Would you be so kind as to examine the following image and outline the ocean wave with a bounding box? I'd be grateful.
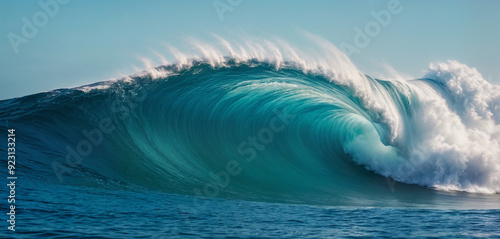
[1,35,499,203]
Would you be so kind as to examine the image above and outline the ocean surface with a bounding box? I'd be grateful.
[1,38,500,237]
[6,180,500,238]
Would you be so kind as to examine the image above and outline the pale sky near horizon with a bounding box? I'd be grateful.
[1,0,499,100]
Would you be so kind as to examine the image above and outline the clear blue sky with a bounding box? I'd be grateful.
[1,0,499,99]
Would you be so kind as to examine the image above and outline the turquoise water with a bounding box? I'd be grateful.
[1,59,500,238]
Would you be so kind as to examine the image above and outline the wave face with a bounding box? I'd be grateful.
[1,38,500,206]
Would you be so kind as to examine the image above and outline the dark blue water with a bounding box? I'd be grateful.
[2,179,498,238]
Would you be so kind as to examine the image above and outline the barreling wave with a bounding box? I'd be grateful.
[1,35,499,205]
